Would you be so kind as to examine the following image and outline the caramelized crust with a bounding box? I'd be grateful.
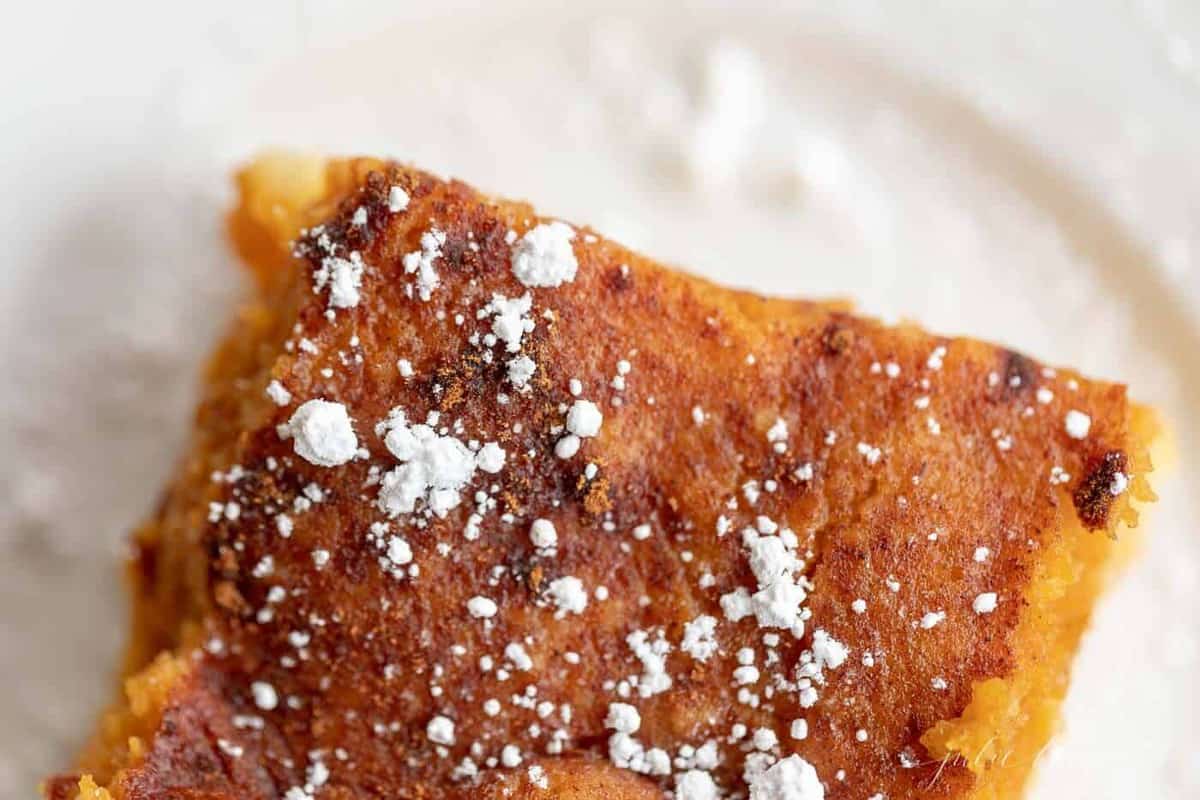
[47,156,1154,800]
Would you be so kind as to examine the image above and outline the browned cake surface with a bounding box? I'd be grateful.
[47,157,1154,800]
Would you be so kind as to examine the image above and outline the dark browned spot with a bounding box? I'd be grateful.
[355,170,395,244]
[134,533,160,588]
[213,544,239,579]
[431,353,489,413]
[996,350,1037,399]
[438,216,501,279]
[307,167,430,260]
[820,319,855,355]
[41,774,82,800]
[1073,450,1128,530]
[604,262,633,293]
[504,552,543,595]
[439,230,474,270]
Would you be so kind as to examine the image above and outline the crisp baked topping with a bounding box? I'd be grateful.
[148,162,1144,800]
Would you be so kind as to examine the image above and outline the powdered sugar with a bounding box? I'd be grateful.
[312,252,366,310]
[375,409,482,517]
[251,681,278,711]
[1065,409,1092,439]
[920,611,946,629]
[426,715,456,745]
[467,596,499,619]
[810,629,848,670]
[973,592,999,614]
[626,629,672,697]
[747,754,824,800]
[386,535,413,566]
[483,293,534,352]
[476,442,507,473]
[565,400,603,438]
[675,769,720,800]
[507,355,537,389]
[280,400,358,467]
[604,702,641,734]
[681,615,719,661]
[553,435,581,459]
[722,526,810,634]
[530,518,558,549]
[326,254,365,309]
[545,575,588,616]
[511,222,578,288]
[388,186,410,212]
[403,227,447,301]
[266,380,292,407]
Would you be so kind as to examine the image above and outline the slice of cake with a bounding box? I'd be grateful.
[45,156,1156,800]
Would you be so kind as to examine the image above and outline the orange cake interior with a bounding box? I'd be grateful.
[45,155,1157,800]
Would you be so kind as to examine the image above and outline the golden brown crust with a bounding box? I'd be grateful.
[53,157,1153,800]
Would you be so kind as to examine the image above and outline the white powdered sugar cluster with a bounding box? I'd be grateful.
[545,575,588,617]
[605,701,671,777]
[794,628,849,708]
[364,522,415,580]
[312,252,365,310]
[565,399,603,437]
[374,409,502,518]
[747,754,824,800]
[301,224,370,312]
[681,615,719,662]
[556,398,604,459]
[266,380,292,407]
[426,715,456,746]
[481,293,535,352]
[675,769,720,800]
[626,629,673,697]
[280,400,359,467]
[721,523,811,636]
[507,355,537,389]
[511,221,578,287]
[1064,409,1091,439]
[387,185,410,212]
[529,518,558,550]
[403,227,448,301]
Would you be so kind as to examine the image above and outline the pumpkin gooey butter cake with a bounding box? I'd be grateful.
[45,155,1158,800]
